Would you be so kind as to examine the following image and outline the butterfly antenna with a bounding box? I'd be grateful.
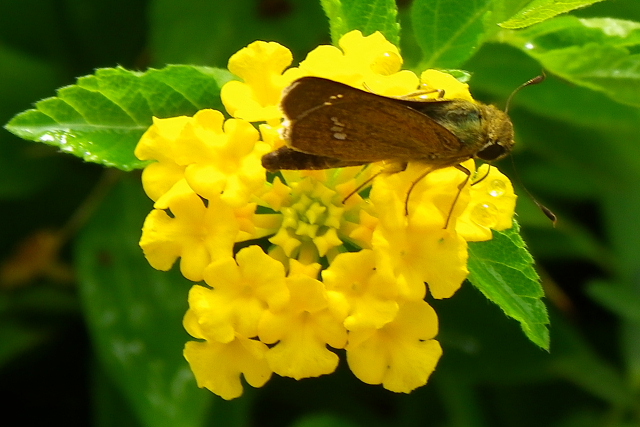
[505,71,546,114]
[510,155,557,226]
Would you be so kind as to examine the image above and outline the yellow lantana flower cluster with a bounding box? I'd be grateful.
[135,30,517,400]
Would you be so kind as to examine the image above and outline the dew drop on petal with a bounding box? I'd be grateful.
[371,51,402,76]
[487,179,506,198]
[471,202,498,228]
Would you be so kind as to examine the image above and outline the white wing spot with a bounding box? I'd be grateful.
[329,116,347,140]
[330,117,346,128]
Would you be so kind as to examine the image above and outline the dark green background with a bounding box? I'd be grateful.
[1,0,639,426]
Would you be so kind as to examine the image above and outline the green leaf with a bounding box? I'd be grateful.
[320,0,400,46]
[75,174,212,427]
[411,0,494,68]
[500,16,640,107]
[5,65,234,171]
[465,43,640,133]
[467,220,550,349]
[499,0,607,29]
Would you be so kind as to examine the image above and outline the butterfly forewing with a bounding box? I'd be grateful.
[281,77,464,163]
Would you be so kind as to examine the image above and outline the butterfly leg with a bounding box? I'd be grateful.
[442,164,472,229]
[405,164,471,227]
[342,162,407,204]
[471,164,492,186]
[404,165,435,216]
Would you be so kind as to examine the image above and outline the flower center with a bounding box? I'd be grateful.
[269,177,346,258]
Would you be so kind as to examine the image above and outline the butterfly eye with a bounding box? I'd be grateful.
[476,142,507,161]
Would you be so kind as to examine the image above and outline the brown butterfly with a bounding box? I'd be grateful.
[262,76,545,224]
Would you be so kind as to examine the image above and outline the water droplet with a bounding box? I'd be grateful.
[471,203,498,228]
[370,51,402,75]
[488,180,506,197]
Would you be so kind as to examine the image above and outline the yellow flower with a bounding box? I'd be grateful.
[370,162,473,300]
[323,250,399,331]
[346,300,442,393]
[260,167,376,262]
[259,260,348,379]
[220,30,422,124]
[192,245,290,342]
[221,41,294,122]
[420,69,474,102]
[139,180,240,282]
[136,29,518,399]
[134,115,193,204]
[287,30,420,96]
[182,245,289,399]
[135,109,271,208]
[183,334,272,401]
[456,164,517,241]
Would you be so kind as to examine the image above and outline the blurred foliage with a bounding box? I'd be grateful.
[2,0,640,426]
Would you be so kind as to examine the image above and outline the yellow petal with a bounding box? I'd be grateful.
[420,69,473,101]
[457,164,517,241]
[184,337,271,400]
[222,41,294,121]
[346,300,442,393]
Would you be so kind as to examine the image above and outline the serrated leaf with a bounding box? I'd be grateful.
[75,174,212,427]
[501,16,640,108]
[320,0,400,46]
[5,65,234,171]
[499,0,607,29]
[467,220,550,350]
[411,0,494,68]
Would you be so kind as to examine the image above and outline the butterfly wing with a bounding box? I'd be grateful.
[281,77,465,164]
